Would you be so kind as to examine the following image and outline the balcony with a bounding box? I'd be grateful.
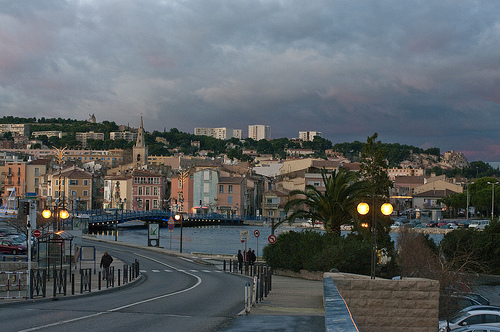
[264,203,279,209]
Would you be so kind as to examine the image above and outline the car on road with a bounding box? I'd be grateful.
[0,238,27,255]
[439,310,500,331]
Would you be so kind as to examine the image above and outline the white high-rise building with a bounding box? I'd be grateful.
[194,127,242,140]
[299,131,322,142]
[248,125,270,141]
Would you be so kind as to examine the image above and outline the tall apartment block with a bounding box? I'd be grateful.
[0,124,30,137]
[194,127,242,140]
[248,125,270,141]
[110,131,138,142]
[299,131,322,141]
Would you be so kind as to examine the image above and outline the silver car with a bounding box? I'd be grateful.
[439,310,500,331]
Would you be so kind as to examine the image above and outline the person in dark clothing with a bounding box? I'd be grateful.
[100,251,113,280]
[251,250,257,265]
[237,250,243,271]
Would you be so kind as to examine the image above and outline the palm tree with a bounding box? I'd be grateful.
[278,168,369,234]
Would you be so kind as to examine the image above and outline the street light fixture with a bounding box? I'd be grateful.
[42,207,70,231]
[357,201,393,279]
[487,181,499,221]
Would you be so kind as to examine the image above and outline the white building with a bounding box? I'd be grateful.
[110,131,138,142]
[194,127,242,140]
[0,124,30,137]
[248,125,270,141]
[299,131,322,141]
[32,131,63,139]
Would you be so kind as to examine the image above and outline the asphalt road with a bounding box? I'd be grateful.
[0,240,250,332]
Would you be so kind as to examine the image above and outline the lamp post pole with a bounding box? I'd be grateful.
[487,181,499,221]
[357,201,393,279]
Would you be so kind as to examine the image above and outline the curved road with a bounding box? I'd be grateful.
[0,240,250,332]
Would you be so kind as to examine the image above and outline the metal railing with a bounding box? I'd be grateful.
[222,260,272,310]
[24,260,140,299]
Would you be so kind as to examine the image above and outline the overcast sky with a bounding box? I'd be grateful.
[1,1,500,161]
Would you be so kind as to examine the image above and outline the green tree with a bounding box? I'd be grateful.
[279,168,369,234]
[359,133,393,197]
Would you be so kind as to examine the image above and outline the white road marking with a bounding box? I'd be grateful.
[19,252,203,331]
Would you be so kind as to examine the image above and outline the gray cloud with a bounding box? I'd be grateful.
[1,0,500,160]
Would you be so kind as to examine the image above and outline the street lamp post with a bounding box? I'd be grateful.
[175,213,183,253]
[487,181,499,221]
[357,200,393,279]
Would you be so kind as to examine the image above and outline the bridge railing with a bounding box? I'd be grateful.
[86,209,267,225]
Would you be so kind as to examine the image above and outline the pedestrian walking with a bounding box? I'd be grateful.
[237,250,243,271]
[100,251,113,280]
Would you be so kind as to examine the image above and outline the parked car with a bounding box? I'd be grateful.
[458,306,500,315]
[469,220,490,230]
[0,239,27,255]
[452,324,500,332]
[439,310,500,331]
[426,221,438,228]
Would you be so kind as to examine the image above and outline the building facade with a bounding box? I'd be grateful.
[299,131,322,141]
[248,125,270,141]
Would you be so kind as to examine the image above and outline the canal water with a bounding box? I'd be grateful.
[90,225,444,257]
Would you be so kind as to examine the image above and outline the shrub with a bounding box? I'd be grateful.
[263,230,371,274]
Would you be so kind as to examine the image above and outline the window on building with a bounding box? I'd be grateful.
[219,185,224,193]
[203,183,210,193]
[34,168,40,176]
[55,190,59,197]
[269,210,274,217]
[146,187,150,195]
[70,180,78,185]
[71,190,77,196]
[83,190,88,197]
[228,196,232,204]
[153,200,158,208]
[55,179,59,186]
[83,180,88,186]
[153,187,158,195]
[228,185,233,194]
[138,187,143,195]
[34,178,39,186]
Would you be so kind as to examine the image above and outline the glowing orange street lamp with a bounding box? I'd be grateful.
[357,201,393,279]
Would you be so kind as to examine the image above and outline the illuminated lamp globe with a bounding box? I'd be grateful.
[59,209,70,219]
[42,209,52,219]
[357,202,369,215]
[174,214,181,221]
[381,203,393,216]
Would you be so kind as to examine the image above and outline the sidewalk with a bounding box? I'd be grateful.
[220,275,325,332]
[0,250,135,303]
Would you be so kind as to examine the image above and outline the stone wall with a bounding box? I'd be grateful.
[325,272,439,332]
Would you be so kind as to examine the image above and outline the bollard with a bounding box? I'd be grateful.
[71,273,75,295]
[98,271,101,290]
[223,260,227,271]
[118,269,121,286]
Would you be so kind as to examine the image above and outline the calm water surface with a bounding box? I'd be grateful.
[90,225,444,257]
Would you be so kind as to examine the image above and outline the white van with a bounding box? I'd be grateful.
[468,220,490,230]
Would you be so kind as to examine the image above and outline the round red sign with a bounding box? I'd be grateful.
[33,229,41,238]
[268,234,277,244]
[254,230,260,238]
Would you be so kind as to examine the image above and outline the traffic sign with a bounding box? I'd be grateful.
[168,217,174,225]
[268,234,277,244]
[168,223,174,230]
[240,230,249,241]
[33,229,41,238]
[254,230,260,238]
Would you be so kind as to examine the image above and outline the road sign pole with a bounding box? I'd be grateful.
[27,214,32,299]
